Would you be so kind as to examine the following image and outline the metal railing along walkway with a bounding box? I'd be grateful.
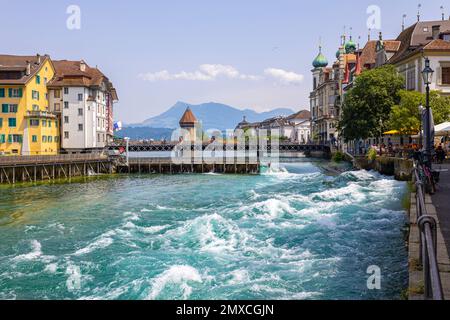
[413,161,444,300]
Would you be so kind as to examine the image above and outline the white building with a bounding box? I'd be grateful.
[286,111,311,144]
[48,60,118,153]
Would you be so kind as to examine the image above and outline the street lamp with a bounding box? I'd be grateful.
[421,57,434,166]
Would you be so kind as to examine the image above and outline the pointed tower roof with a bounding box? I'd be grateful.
[179,107,198,126]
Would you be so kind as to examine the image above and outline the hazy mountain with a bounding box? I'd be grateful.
[131,101,296,131]
[115,127,173,141]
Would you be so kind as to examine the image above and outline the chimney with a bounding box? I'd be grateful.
[36,54,41,64]
[379,32,383,41]
[26,61,31,76]
[80,60,86,72]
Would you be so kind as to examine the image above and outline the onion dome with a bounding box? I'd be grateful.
[312,46,328,68]
[345,37,357,54]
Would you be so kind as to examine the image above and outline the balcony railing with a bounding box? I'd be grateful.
[25,110,58,119]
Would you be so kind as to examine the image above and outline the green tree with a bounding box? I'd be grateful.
[339,65,404,141]
[388,90,450,134]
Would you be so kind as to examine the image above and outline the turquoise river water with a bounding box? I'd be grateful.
[0,161,408,300]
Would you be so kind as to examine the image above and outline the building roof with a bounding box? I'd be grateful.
[0,54,50,85]
[287,110,311,121]
[389,20,450,64]
[423,39,450,50]
[48,60,118,101]
[179,107,198,125]
[359,40,377,66]
[49,60,106,87]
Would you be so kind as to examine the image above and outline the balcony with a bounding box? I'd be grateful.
[25,110,58,119]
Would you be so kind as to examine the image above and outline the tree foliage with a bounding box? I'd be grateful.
[388,90,450,134]
[339,65,404,141]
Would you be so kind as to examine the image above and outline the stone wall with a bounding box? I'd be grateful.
[354,156,413,181]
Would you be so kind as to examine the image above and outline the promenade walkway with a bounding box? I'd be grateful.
[432,163,450,258]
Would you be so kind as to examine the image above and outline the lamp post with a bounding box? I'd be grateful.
[124,137,130,166]
[418,104,424,148]
[421,57,434,167]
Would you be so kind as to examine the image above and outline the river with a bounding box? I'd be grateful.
[0,161,408,300]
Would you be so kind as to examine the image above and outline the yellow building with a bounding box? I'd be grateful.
[0,54,59,155]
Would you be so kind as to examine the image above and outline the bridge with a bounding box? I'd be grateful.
[108,142,331,155]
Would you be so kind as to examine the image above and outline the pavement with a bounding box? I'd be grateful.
[432,163,450,258]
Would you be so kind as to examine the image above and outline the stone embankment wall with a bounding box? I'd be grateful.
[353,156,413,181]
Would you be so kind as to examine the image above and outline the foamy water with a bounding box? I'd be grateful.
[0,162,408,300]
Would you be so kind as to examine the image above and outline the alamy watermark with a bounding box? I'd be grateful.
[66,5,81,30]
[367,5,381,30]
[367,265,381,290]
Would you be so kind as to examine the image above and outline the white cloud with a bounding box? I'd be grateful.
[264,68,304,85]
[139,65,302,85]
[139,64,260,82]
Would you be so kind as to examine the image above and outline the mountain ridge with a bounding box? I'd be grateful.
[130,101,299,131]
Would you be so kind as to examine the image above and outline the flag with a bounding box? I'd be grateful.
[114,121,123,132]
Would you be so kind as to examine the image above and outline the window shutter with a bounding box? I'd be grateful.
[2,104,8,113]
[8,88,12,97]
[7,135,12,143]
[436,67,442,86]
[18,88,23,97]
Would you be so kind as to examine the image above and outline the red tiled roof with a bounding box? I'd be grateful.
[287,110,311,120]
[0,54,50,85]
[179,107,197,125]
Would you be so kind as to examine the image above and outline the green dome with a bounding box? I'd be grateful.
[345,38,357,54]
[336,50,341,59]
[312,48,328,68]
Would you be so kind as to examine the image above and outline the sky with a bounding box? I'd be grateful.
[1,0,448,123]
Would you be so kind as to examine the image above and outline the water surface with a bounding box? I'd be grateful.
[0,162,408,300]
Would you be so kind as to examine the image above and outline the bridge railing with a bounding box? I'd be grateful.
[0,154,108,166]
[413,161,444,300]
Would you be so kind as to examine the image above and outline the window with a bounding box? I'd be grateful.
[8,118,16,127]
[30,119,39,127]
[78,124,83,131]
[32,104,39,111]
[64,131,69,139]
[2,104,17,113]
[54,90,61,98]
[9,88,23,98]
[78,94,83,101]
[0,118,2,127]
[32,90,39,100]
[64,116,69,124]
[54,103,61,111]
[78,108,83,116]
[442,67,450,85]
[64,101,69,109]
[42,136,47,143]
[44,77,47,85]
[42,120,47,127]
[64,87,69,94]
[36,75,41,84]
[0,88,4,97]
[407,69,416,90]
[48,121,52,128]
[32,135,37,143]
[0,134,5,143]
[48,136,53,143]
[8,135,22,143]
[55,136,59,143]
